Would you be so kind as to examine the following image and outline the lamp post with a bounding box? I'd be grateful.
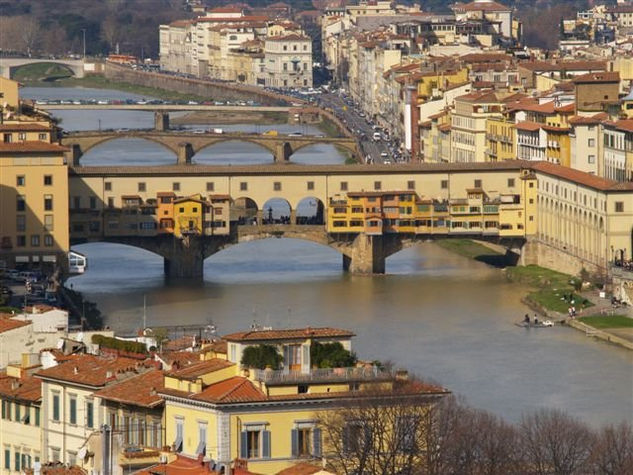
[81,28,86,59]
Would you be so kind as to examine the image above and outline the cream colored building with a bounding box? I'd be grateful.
[0,141,69,270]
[264,34,312,88]
[0,77,19,111]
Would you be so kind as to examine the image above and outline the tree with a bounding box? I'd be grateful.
[101,16,120,53]
[519,408,593,475]
[241,344,283,370]
[589,422,633,475]
[318,382,448,475]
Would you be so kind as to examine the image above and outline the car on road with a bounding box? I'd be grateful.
[288,132,303,137]
[373,132,381,142]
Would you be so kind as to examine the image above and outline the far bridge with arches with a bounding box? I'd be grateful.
[61,130,361,165]
[0,58,85,79]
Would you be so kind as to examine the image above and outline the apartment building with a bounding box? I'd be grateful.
[264,34,313,88]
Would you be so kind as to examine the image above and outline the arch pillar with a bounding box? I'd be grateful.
[274,142,292,163]
[162,235,205,280]
[177,142,194,165]
[66,144,83,166]
[155,112,170,131]
[344,234,386,274]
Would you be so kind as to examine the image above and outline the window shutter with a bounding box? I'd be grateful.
[312,428,322,457]
[262,430,271,458]
[291,428,298,457]
[240,431,248,459]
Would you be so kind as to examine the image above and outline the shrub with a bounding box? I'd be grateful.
[241,344,283,370]
[311,341,357,368]
[91,334,147,354]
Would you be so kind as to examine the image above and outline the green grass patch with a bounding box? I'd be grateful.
[505,265,573,288]
[12,62,74,82]
[436,239,508,267]
[317,116,344,138]
[528,289,593,314]
[578,315,633,329]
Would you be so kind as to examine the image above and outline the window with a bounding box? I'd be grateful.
[588,138,595,147]
[34,407,40,426]
[615,201,624,212]
[50,448,60,463]
[44,175,53,186]
[343,421,369,454]
[86,401,94,428]
[407,180,415,190]
[16,215,26,232]
[14,451,20,471]
[507,178,515,187]
[16,236,26,247]
[16,195,25,212]
[138,182,146,192]
[307,181,314,191]
[241,428,271,459]
[441,180,448,189]
[89,197,96,209]
[4,448,9,470]
[374,181,381,190]
[14,404,20,423]
[206,182,214,192]
[69,397,77,425]
[105,181,112,191]
[174,418,184,452]
[16,175,25,186]
[52,394,60,422]
[31,235,40,247]
[108,197,114,208]
[73,196,81,209]
[173,182,180,192]
[274,182,282,191]
[474,179,482,188]
[44,195,53,211]
[340,181,348,191]
[292,426,321,458]
[196,422,207,456]
[240,182,248,191]
[588,154,596,164]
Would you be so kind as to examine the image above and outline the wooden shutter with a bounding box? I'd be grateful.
[312,428,322,457]
[262,430,271,458]
[291,428,298,457]
[240,431,248,459]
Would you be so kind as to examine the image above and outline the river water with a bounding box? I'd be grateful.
[23,87,633,427]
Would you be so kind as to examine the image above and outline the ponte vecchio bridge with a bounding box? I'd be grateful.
[68,161,541,279]
[61,130,361,165]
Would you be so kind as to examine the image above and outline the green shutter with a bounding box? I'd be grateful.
[4,449,10,470]
[262,430,271,459]
[312,428,322,457]
[291,429,298,457]
[240,431,248,459]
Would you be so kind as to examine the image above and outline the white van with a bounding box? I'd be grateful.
[372,132,381,142]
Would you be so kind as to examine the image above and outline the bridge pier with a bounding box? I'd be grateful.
[344,234,386,274]
[66,144,83,166]
[155,112,170,131]
[162,235,205,280]
[274,142,291,163]
[177,142,194,165]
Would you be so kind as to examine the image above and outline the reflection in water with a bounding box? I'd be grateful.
[67,240,633,428]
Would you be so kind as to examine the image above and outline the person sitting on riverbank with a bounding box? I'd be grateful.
[524,314,530,324]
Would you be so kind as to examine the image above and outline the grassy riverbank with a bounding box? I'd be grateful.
[505,265,593,314]
[23,73,210,103]
[435,239,509,267]
[578,315,633,329]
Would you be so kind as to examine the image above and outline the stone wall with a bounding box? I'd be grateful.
[104,62,291,105]
[519,237,604,276]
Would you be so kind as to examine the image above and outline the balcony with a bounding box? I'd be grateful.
[251,365,391,385]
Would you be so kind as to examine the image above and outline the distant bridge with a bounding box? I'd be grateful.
[0,57,85,79]
[42,104,291,112]
[61,130,360,164]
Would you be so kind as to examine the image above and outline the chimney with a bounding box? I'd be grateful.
[106,370,113,379]
[73,366,79,375]
[150,386,157,396]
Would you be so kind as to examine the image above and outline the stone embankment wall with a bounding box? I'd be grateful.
[105,62,290,105]
[519,237,604,277]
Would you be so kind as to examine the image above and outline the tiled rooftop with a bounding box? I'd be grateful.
[94,369,164,408]
[0,317,30,334]
[0,372,41,402]
[0,141,67,154]
[223,327,355,342]
[36,355,145,387]
[166,358,234,380]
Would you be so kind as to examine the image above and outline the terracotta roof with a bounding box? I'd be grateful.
[0,141,67,154]
[515,101,556,114]
[569,113,607,125]
[456,1,511,12]
[0,123,51,131]
[515,121,542,132]
[36,355,145,387]
[159,351,203,368]
[519,60,606,72]
[209,7,243,13]
[94,369,164,408]
[133,455,223,475]
[460,53,511,63]
[530,161,633,191]
[277,462,324,475]
[195,15,269,23]
[0,318,30,333]
[25,464,87,475]
[223,327,355,342]
[165,358,234,380]
[438,123,452,132]
[612,119,633,133]
[0,372,41,403]
[572,72,620,84]
[192,376,265,403]
[266,34,310,41]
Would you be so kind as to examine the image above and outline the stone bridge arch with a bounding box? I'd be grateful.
[284,139,359,160]
[191,137,277,162]
[0,59,85,79]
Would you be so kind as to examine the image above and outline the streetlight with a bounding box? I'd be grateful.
[81,28,86,59]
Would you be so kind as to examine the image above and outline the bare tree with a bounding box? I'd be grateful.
[318,381,448,475]
[589,422,633,475]
[15,15,41,57]
[101,16,120,52]
[519,408,593,475]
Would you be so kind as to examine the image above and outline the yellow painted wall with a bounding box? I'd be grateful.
[0,77,19,109]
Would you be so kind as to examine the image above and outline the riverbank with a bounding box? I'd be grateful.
[435,239,510,267]
[171,110,288,125]
[22,74,209,103]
